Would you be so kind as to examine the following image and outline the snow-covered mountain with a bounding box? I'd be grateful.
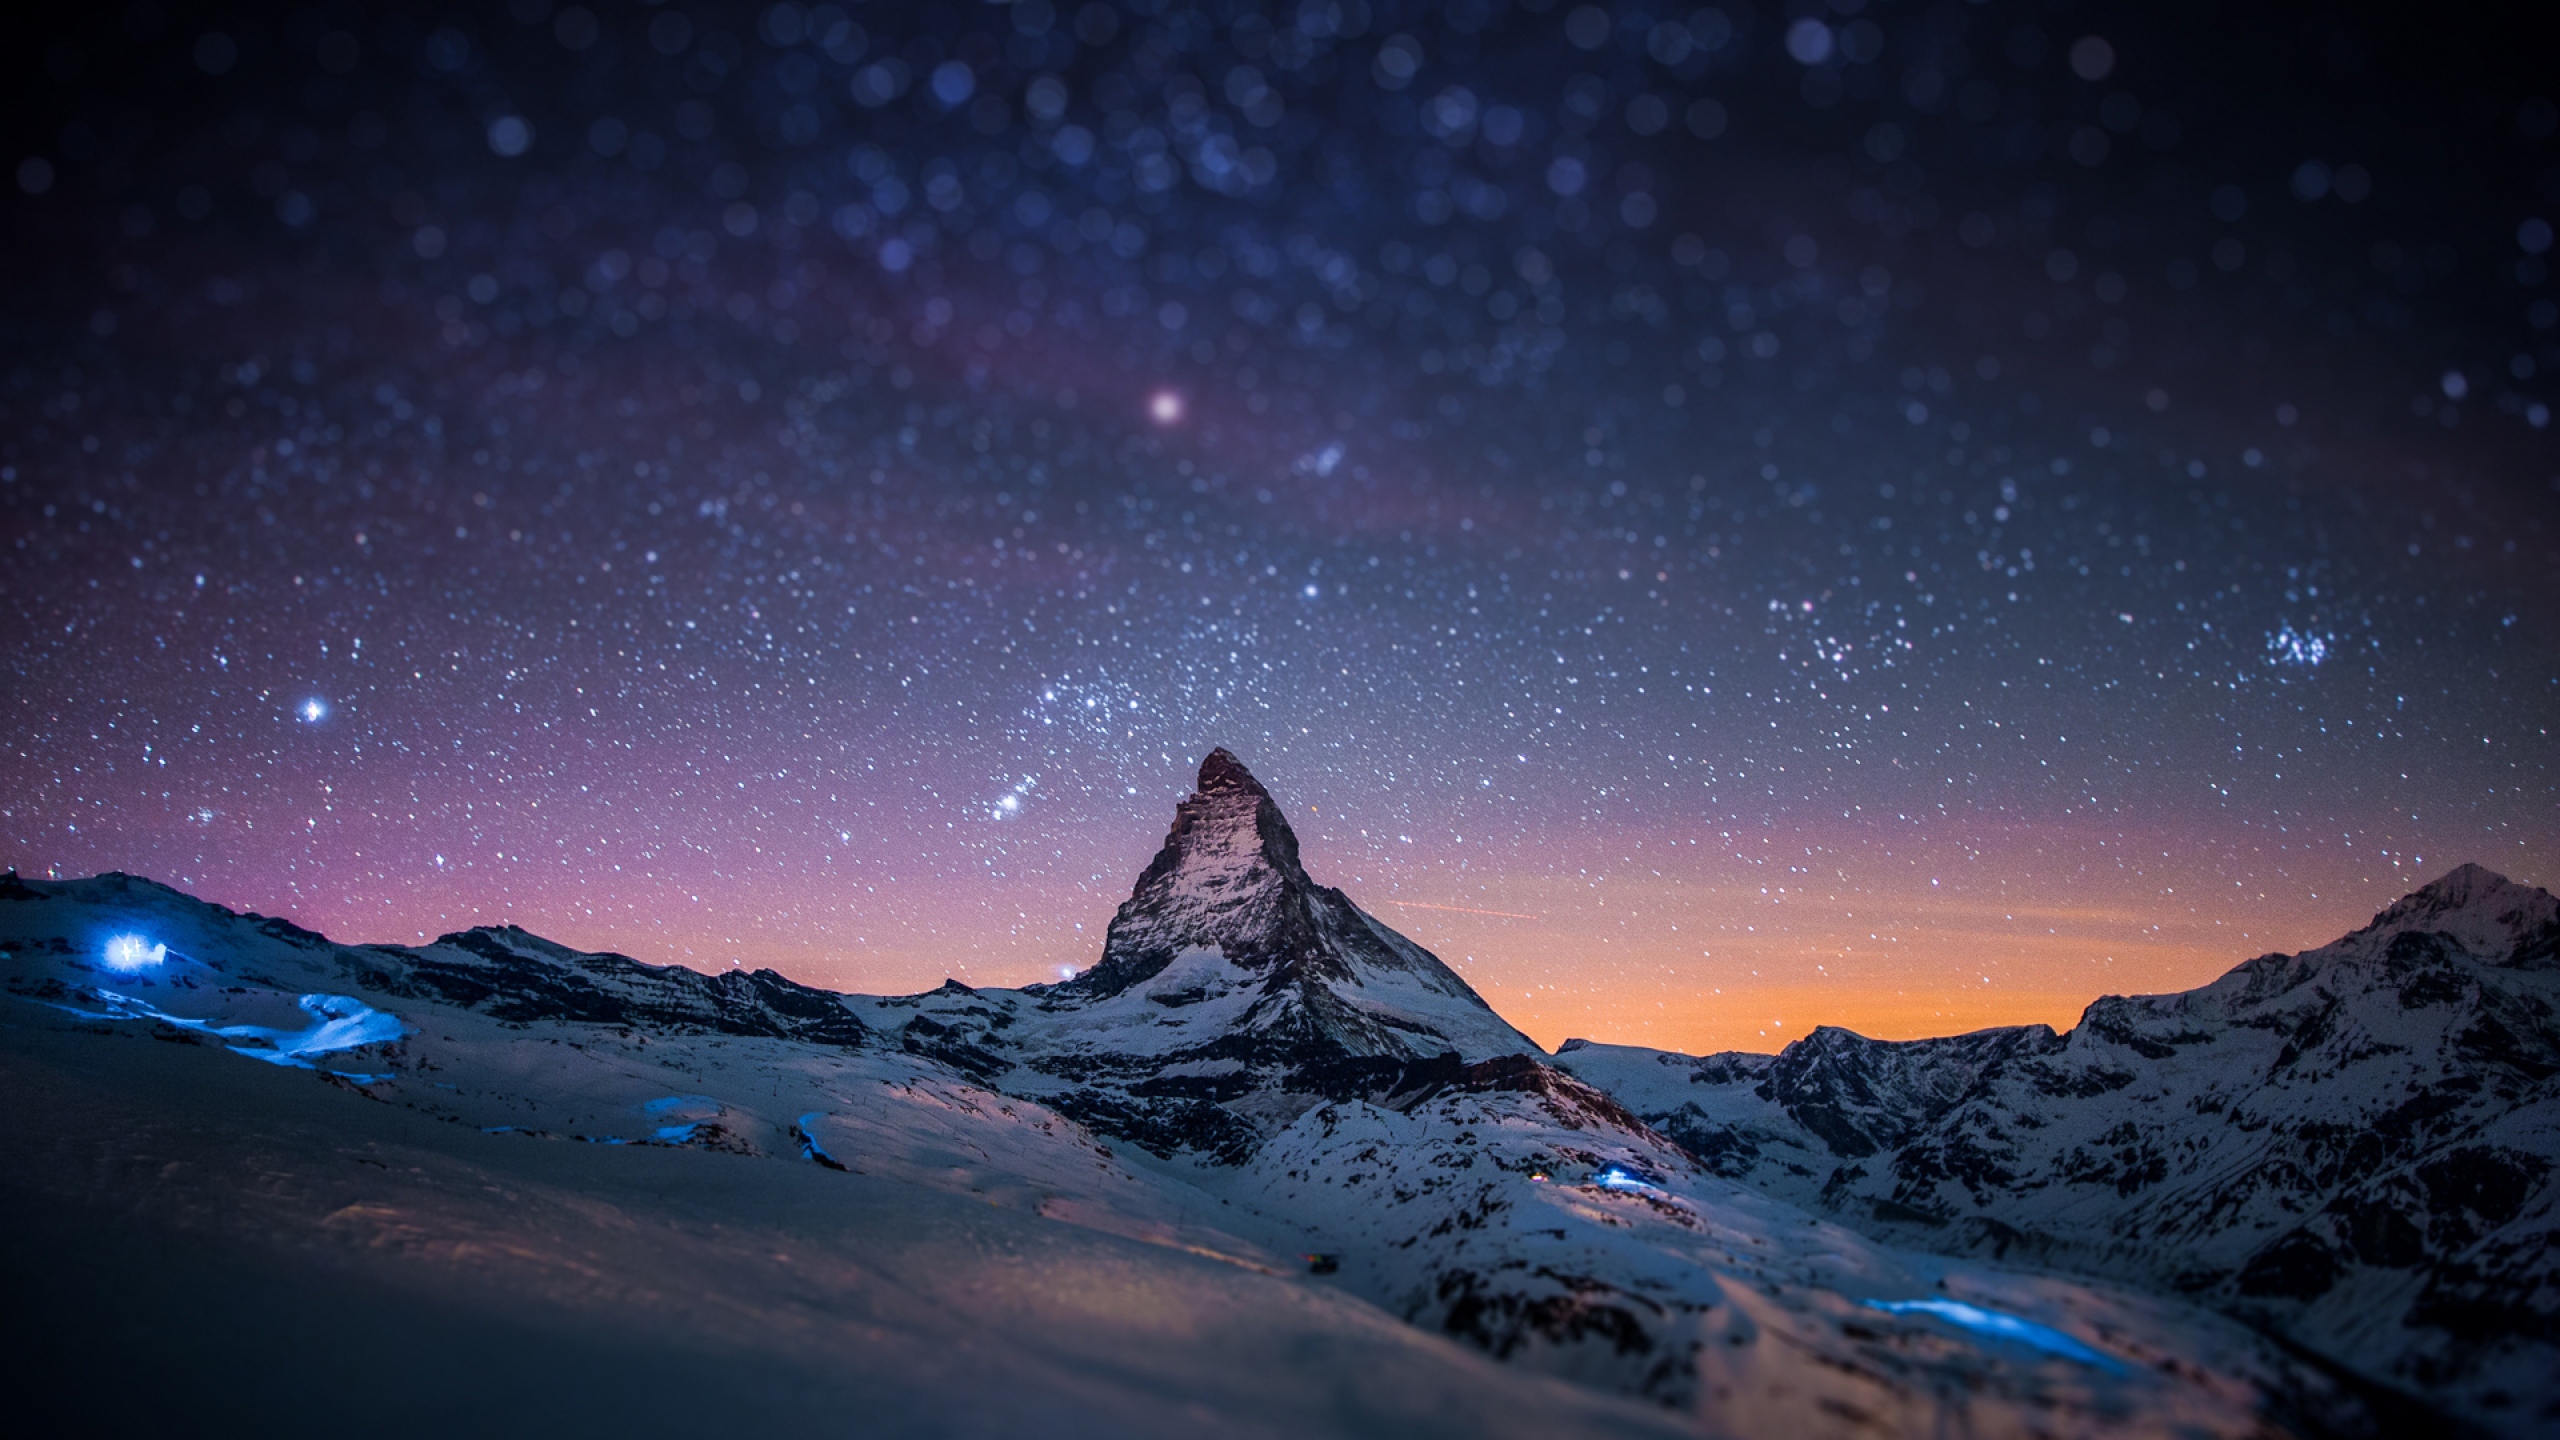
[851,749,1535,1161]
[0,755,2537,1437]
[1555,863,2560,1433]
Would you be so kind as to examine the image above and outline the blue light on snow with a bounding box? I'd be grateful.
[796,1112,848,1170]
[103,934,167,972]
[1593,1165,1669,1197]
[1861,1298,2127,1373]
[642,1095,720,1116]
[639,1096,722,1143]
[87,989,402,1070]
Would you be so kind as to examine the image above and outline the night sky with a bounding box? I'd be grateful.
[4,0,2554,1054]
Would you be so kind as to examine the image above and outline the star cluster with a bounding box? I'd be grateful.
[3,0,2554,1051]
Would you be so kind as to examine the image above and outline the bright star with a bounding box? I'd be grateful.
[299,698,329,722]
[1148,389,1184,424]
[2267,623,2328,668]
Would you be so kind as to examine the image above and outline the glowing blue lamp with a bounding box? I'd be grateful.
[103,934,167,972]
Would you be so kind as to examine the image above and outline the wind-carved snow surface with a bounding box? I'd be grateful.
[2,767,2550,1436]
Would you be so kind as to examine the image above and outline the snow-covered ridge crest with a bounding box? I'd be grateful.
[2347,860,2558,963]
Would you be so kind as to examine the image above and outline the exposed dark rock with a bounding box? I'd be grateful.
[384,926,868,1047]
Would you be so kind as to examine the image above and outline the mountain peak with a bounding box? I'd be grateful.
[1069,749,1309,995]
[1150,748,1302,881]
[1195,746,1270,799]
[2370,862,2545,931]
[1053,750,1533,1064]
[2406,862,2513,907]
[2358,862,2557,960]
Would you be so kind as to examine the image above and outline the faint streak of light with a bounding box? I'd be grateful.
[1385,900,1542,921]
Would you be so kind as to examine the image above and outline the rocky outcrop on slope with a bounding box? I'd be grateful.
[1554,864,2560,1431]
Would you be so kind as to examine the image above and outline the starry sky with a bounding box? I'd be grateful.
[4,0,2555,1054]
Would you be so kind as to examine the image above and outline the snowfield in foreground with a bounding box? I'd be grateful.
[2,753,2547,1438]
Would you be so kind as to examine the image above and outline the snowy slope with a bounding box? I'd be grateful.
[1201,1053,2406,1438]
[1554,864,2560,1433]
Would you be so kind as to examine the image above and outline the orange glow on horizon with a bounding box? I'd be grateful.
[144,793,2548,1063]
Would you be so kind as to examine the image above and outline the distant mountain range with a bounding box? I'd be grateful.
[1556,861,2560,1426]
[3,749,2549,1437]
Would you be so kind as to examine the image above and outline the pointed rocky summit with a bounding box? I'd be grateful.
[1054,748,1532,1063]
[1075,748,1325,994]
